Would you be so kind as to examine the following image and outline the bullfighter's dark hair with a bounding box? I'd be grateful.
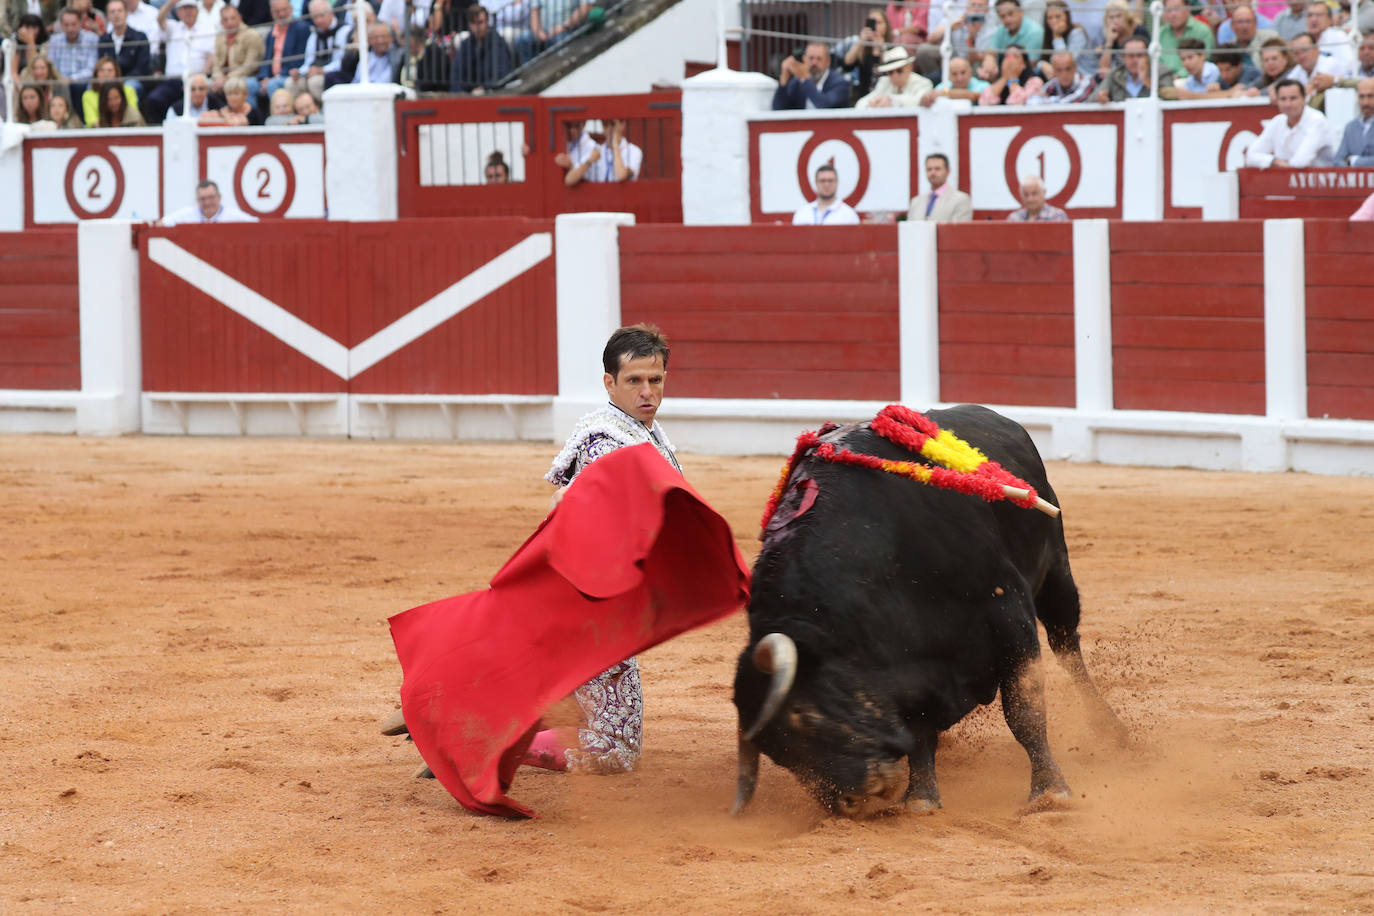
[603,324,670,378]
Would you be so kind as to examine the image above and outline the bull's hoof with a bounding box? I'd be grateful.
[380,708,408,737]
[904,797,942,816]
[1017,789,1072,816]
[413,762,434,779]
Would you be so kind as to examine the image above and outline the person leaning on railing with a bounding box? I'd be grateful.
[43,92,84,127]
[13,81,47,123]
[20,53,70,104]
[979,44,1042,104]
[1157,0,1214,79]
[1245,76,1336,167]
[1097,0,1148,82]
[449,4,512,94]
[919,55,989,105]
[1095,34,1174,100]
[1256,34,1294,97]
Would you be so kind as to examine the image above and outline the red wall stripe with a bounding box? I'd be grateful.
[0,229,80,391]
[1109,221,1265,415]
[1304,221,1374,420]
[618,225,900,402]
[937,223,1075,408]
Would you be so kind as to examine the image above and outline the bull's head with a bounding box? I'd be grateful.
[732,633,913,818]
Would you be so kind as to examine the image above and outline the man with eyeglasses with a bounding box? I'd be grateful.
[1096,34,1175,100]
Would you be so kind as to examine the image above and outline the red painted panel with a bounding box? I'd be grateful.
[937,223,1073,252]
[619,225,899,401]
[1109,219,1264,415]
[0,229,80,391]
[396,93,682,224]
[940,312,1075,347]
[1160,106,1270,219]
[1304,220,1374,420]
[939,373,1075,408]
[1240,199,1366,219]
[137,218,556,396]
[1114,379,1264,414]
[936,251,1075,285]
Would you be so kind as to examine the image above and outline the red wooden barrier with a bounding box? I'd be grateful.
[1238,168,1374,219]
[396,93,682,223]
[1304,220,1374,421]
[138,217,556,395]
[0,229,80,390]
[1109,221,1265,415]
[936,223,1075,407]
[618,225,900,401]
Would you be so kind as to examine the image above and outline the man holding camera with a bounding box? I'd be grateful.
[772,40,850,109]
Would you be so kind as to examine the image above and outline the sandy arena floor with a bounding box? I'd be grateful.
[2,435,1372,913]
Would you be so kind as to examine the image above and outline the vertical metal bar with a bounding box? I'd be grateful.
[357,0,371,82]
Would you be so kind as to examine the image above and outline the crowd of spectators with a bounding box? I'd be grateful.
[2,0,606,124]
[770,0,1373,116]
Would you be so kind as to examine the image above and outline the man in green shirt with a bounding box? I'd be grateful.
[1159,0,1216,77]
[991,0,1045,61]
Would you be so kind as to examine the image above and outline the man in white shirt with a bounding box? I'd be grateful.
[555,119,600,186]
[158,180,259,226]
[1304,0,1354,71]
[792,164,861,225]
[1287,32,1350,101]
[1245,78,1336,167]
[124,0,162,58]
[588,118,642,182]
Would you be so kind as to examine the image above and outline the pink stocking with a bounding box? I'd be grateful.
[520,727,575,771]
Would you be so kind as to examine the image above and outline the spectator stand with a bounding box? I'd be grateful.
[395,91,681,221]
[1236,166,1374,218]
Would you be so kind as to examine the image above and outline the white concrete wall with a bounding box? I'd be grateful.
[0,122,25,232]
[544,0,729,96]
[322,83,403,221]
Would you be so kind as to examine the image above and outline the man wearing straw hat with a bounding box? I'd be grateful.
[855,45,934,108]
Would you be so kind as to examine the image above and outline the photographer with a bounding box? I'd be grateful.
[772,40,850,109]
[840,8,889,100]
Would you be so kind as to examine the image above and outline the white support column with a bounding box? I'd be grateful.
[323,83,400,221]
[1121,98,1163,221]
[1263,218,1307,420]
[1201,171,1239,221]
[553,212,636,433]
[680,68,776,225]
[162,116,199,220]
[898,220,940,408]
[0,123,26,232]
[913,101,965,200]
[1073,219,1113,413]
[77,220,142,434]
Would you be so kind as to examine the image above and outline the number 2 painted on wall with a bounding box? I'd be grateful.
[256,168,272,199]
[87,168,102,197]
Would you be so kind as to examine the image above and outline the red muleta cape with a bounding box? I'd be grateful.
[388,443,751,818]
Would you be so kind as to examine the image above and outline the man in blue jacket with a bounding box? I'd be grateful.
[258,0,312,102]
[97,0,150,95]
[1335,78,1374,166]
[772,41,850,109]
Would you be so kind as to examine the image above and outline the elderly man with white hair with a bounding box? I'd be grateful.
[855,46,934,108]
[1007,174,1069,221]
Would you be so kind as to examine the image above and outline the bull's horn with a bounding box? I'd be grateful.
[380,708,408,736]
[743,632,797,741]
[731,731,761,815]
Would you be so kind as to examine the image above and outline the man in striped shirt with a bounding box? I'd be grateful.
[1027,50,1095,104]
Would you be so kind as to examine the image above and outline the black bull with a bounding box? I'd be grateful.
[732,404,1124,817]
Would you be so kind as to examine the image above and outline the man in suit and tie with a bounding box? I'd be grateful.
[907,153,973,222]
[772,41,850,110]
[1335,78,1374,167]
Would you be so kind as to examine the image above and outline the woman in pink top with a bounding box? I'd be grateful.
[886,1,928,46]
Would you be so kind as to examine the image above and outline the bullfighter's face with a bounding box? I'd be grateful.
[604,353,665,426]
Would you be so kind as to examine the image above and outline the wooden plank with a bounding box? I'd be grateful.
[619,225,897,256]
[645,310,897,343]
[1305,288,1374,319]
[1308,386,1374,421]
[0,309,79,337]
[0,286,80,312]
[0,336,80,364]
[939,342,1075,377]
[621,281,898,314]
[668,339,900,371]
[1111,283,1262,318]
[1111,252,1264,286]
[1305,318,1374,354]
[0,259,78,285]
[667,367,899,401]
[1113,347,1265,382]
[1113,379,1264,414]
[619,251,900,285]
[0,229,79,257]
[1238,199,1359,219]
[0,362,80,390]
[1109,220,1263,252]
[936,284,1074,315]
[1303,253,1374,288]
[1306,352,1374,388]
[938,372,1075,407]
[1113,315,1265,350]
[936,251,1075,284]
[939,313,1074,347]
[1303,220,1374,253]
[936,223,1073,252]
